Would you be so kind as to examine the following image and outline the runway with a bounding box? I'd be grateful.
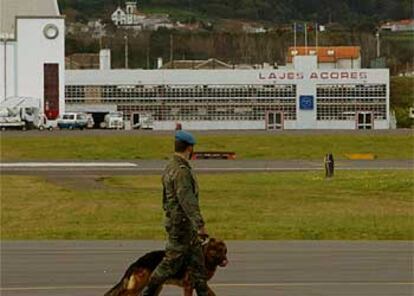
[1,159,412,175]
[1,241,413,296]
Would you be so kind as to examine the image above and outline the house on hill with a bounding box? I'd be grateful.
[381,19,414,32]
[111,0,173,30]
[287,46,361,69]
[111,1,146,28]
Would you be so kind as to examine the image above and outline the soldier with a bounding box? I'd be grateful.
[142,130,209,296]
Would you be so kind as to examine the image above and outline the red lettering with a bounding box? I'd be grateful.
[331,72,339,79]
[287,72,295,80]
[268,72,277,79]
[350,72,358,79]
[340,72,349,79]
[310,72,318,79]
[321,72,329,79]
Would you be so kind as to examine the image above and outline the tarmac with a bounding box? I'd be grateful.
[1,159,413,175]
[1,241,413,296]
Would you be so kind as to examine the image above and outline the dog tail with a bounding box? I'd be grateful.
[104,277,129,296]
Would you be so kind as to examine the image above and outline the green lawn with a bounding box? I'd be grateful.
[1,171,413,240]
[1,133,413,161]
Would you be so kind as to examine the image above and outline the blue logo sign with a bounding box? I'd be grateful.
[300,96,314,110]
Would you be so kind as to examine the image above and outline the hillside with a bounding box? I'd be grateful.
[58,0,413,25]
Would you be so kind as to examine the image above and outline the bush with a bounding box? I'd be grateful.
[390,77,414,128]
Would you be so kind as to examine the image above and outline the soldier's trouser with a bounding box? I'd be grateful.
[141,242,208,296]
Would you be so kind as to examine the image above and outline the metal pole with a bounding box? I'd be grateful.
[304,23,308,55]
[3,36,7,100]
[294,22,297,51]
[124,35,129,69]
[376,31,380,58]
[315,23,318,67]
[170,34,174,69]
[146,46,150,69]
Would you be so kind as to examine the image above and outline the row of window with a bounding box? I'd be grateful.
[317,104,387,120]
[65,85,297,99]
[317,98,387,104]
[113,104,298,121]
[65,98,297,105]
[317,84,387,98]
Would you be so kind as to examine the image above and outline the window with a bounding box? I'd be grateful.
[316,84,387,121]
[65,84,298,121]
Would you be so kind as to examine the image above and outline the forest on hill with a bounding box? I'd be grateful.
[59,0,413,24]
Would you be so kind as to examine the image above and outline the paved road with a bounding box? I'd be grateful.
[1,160,412,175]
[1,241,413,296]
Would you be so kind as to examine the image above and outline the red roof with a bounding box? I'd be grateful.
[287,46,361,63]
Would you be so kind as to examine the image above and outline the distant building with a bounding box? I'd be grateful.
[0,0,65,122]
[66,21,106,38]
[111,1,173,30]
[381,19,414,32]
[243,24,267,34]
[162,59,233,70]
[287,46,361,69]
[111,1,145,27]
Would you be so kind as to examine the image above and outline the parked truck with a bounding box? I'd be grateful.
[0,97,51,131]
[131,113,154,130]
[100,112,124,129]
[0,107,28,130]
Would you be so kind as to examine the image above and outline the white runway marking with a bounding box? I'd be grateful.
[1,282,413,291]
[0,162,138,168]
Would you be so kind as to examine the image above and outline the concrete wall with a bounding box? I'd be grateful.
[154,121,265,130]
[0,41,16,101]
[16,17,65,117]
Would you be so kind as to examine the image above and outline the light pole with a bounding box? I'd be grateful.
[376,30,381,58]
[124,34,129,69]
[0,33,8,101]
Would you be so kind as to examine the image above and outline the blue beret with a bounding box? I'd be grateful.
[175,130,196,145]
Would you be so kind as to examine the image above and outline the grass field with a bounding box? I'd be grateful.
[1,133,413,161]
[1,171,413,240]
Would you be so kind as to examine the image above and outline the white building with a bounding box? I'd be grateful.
[287,47,362,70]
[381,19,414,32]
[111,1,173,30]
[0,0,65,122]
[65,56,390,130]
[111,1,145,27]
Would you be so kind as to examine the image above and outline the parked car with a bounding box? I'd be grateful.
[57,113,88,130]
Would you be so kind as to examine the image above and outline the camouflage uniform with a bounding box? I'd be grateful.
[142,154,208,296]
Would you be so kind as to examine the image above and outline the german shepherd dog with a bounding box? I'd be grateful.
[105,238,228,296]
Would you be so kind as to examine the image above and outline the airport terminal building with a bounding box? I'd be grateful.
[0,0,390,130]
[66,56,390,130]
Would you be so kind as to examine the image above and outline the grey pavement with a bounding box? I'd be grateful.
[1,241,413,296]
[1,160,413,176]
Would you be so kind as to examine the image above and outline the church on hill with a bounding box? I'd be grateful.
[111,1,146,27]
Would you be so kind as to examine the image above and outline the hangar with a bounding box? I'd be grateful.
[0,0,65,122]
[66,56,389,130]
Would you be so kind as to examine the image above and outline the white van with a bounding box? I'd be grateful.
[57,113,88,130]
